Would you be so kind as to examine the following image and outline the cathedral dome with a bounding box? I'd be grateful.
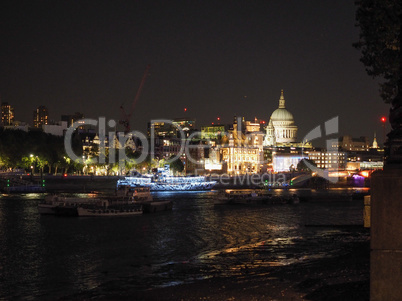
[270,108,294,122]
[269,90,295,124]
[264,90,298,147]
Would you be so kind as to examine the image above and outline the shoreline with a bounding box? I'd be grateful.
[72,235,369,301]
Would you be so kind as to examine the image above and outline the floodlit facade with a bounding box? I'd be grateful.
[221,146,262,174]
[264,90,298,146]
[272,154,306,172]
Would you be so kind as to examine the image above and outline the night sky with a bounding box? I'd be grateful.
[0,0,390,145]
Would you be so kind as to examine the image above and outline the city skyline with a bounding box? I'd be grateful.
[1,1,390,144]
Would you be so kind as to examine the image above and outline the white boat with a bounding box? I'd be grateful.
[117,165,216,191]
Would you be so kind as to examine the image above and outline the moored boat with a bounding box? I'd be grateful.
[38,194,103,215]
[130,187,173,213]
[215,189,271,205]
[76,200,143,217]
[214,189,298,205]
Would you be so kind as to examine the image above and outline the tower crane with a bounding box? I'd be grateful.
[119,64,151,133]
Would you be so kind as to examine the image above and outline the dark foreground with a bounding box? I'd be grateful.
[90,232,370,301]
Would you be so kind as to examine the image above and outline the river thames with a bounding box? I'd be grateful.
[0,188,368,300]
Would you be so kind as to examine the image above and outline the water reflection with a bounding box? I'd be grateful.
[0,189,367,299]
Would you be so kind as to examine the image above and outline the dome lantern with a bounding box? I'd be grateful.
[279,89,285,109]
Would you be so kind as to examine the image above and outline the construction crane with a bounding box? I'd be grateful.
[119,64,151,133]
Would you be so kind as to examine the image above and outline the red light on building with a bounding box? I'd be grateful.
[184,108,187,112]
[381,116,386,123]
[217,117,220,121]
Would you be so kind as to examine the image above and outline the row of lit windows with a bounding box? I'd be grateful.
[233,149,257,154]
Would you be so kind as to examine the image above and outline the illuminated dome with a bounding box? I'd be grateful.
[271,108,294,122]
[270,90,294,123]
[264,90,298,146]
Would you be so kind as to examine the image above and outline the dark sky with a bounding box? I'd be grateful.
[0,0,390,145]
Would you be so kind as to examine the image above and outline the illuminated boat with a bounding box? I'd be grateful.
[117,165,216,191]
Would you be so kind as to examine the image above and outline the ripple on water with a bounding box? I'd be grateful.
[0,189,367,298]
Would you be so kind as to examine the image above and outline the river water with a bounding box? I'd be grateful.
[0,188,368,300]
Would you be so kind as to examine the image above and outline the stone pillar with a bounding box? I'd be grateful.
[371,169,402,300]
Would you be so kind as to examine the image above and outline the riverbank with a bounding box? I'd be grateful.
[73,230,369,301]
[126,240,369,301]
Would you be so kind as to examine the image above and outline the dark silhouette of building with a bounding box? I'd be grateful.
[61,112,84,127]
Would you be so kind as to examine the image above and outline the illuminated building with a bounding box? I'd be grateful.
[272,153,306,172]
[200,124,228,140]
[33,106,49,128]
[264,90,298,146]
[218,118,265,174]
[221,146,262,174]
[308,150,347,170]
[148,121,175,138]
[148,118,195,138]
[172,118,195,137]
[371,132,379,149]
[1,102,15,126]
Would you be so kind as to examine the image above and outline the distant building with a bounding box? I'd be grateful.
[332,135,370,152]
[370,133,379,149]
[172,118,196,137]
[186,141,209,175]
[148,121,176,138]
[264,90,298,147]
[200,124,229,140]
[42,121,68,136]
[221,146,262,174]
[3,121,29,132]
[1,102,15,126]
[308,150,347,170]
[61,112,84,127]
[33,106,49,128]
[218,120,265,174]
[244,119,262,132]
[272,153,306,172]
[148,118,196,138]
